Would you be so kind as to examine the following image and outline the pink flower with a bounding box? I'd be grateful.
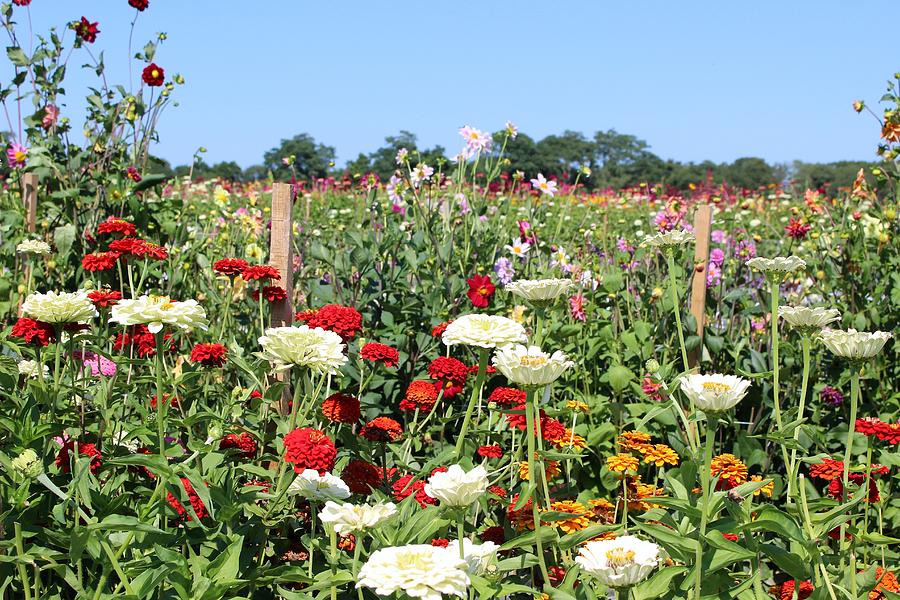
[42,105,59,129]
[73,350,117,377]
[530,173,558,197]
[6,143,28,169]
[569,294,586,321]
[459,125,493,154]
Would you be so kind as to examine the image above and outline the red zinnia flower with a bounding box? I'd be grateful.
[142,63,165,87]
[213,258,249,276]
[431,321,451,337]
[477,445,503,459]
[875,421,900,445]
[126,167,142,182]
[73,17,100,43]
[252,286,288,302]
[771,580,814,600]
[321,392,361,424]
[399,380,439,412]
[539,416,567,443]
[114,324,175,358]
[856,417,883,436]
[721,533,739,542]
[480,525,505,545]
[97,217,136,237]
[360,417,403,442]
[138,241,168,261]
[466,274,495,308]
[108,237,146,257]
[296,304,363,339]
[56,440,102,474]
[488,485,508,500]
[128,0,149,10]
[242,264,281,282]
[82,251,121,272]
[488,387,526,407]
[341,459,382,495]
[166,477,208,521]
[190,343,228,367]
[283,427,336,474]
[431,538,450,547]
[427,356,468,398]
[785,218,811,240]
[11,317,55,346]
[88,289,122,309]
[219,433,257,459]
[359,342,400,368]
[808,458,844,481]
[12,0,32,6]
[392,469,443,508]
[150,394,179,409]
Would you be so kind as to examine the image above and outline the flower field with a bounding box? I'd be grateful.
[3,4,900,600]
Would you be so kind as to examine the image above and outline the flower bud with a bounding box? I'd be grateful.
[11,448,42,478]
[645,359,660,374]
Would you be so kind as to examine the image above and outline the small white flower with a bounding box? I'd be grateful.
[779,306,841,331]
[680,373,751,413]
[505,238,531,258]
[505,278,574,302]
[530,173,558,197]
[818,329,892,360]
[442,314,527,349]
[287,469,351,502]
[576,535,660,588]
[257,325,347,374]
[18,359,48,380]
[423,464,488,507]
[110,295,207,334]
[23,290,97,324]
[642,229,695,249]
[357,544,469,600]
[492,344,573,388]
[319,501,397,534]
[444,540,499,575]
[16,239,52,255]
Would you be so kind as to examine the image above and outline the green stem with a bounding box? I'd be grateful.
[787,336,811,504]
[353,538,365,600]
[524,389,551,586]
[457,511,466,560]
[769,280,790,473]
[454,350,488,461]
[666,251,689,372]
[839,368,861,583]
[14,523,32,600]
[695,418,717,600]
[154,333,167,467]
[329,527,338,600]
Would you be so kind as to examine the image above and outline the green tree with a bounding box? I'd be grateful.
[263,133,335,182]
[724,157,775,189]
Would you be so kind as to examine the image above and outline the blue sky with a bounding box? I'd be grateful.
[4,1,898,168]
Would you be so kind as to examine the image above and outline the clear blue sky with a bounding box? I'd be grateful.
[4,1,898,168]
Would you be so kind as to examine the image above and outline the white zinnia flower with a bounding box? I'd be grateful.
[444,540,499,574]
[319,500,397,534]
[16,239,51,255]
[423,464,488,507]
[575,535,660,588]
[22,290,97,324]
[441,314,527,349]
[779,306,841,332]
[505,278,574,302]
[818,329,892,360]
[642,229,695,249]
[287,469,350,502]
[18,359,48,380]
[257,325,347,374]
[680,374,751,413]
[492,344,573,388]
[357,544,469,600]
[746,256,806,276]
[110,295,208,334]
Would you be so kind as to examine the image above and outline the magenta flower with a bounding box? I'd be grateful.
[42,105,59,129]
[6,143,28,169]
[73,350,117,377]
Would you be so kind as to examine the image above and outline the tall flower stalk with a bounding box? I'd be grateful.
[454,349,489,460]
[524,387,551,585]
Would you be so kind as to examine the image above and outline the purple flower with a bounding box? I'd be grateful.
[616,237,634,254]
[711,229,727,244]
[710,248,725,267]
[706,262,722,287]
[734,240,756,262]
[819,386,844,406]
[493,257,514,285]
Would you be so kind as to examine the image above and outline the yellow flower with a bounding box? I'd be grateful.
[641,444,679,467]
[750,475,774,497]
[589,498,615,523]
[519,457,561,481]
[710,454,748,486]
[566,400,590,414]
[545,500,592,534]
[617,431,652,453]
[508,305,527,324]
[607,454,639,473]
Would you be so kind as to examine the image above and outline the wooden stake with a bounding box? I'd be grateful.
[17,173,39,316]
[269,183,295,414]
[688,204,713,368]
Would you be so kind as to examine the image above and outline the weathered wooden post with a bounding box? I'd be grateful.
[688,204,713,368]
[17,173,39,315]
[269,182,295,414]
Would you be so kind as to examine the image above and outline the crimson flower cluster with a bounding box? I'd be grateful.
[856,417,900,445]
[190,343,228,367]
[283,427,336,474]
[11,317,55,346]
[113,324,176,358]
[427,356,468,398]
[359,342,400,368]
[295,304,363,339]
[56,440,102,474]
[166,478,208,521]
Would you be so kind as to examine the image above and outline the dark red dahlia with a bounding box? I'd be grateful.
[296,304,363,339]
[341,459,382,495]
[219,433,257,459]
[283,428,336,474]
[466,274,495,308]
[360,417,403,442]
[56,440,102,474]
[190,343,227,367]
[785,218,811,240]
[399,380,439,412]
[241,264,281,282]
[11,317,55,346]
[480,525,506,545]
[252,286,288,302]
[88,289,122,309]
[97,217,136,237]
[321,392,361,424]
[213,258,249,276]
[128,0,149,10]
[73,17,100,43]
[142,63,164,87]
[82,251,120,271]
[359,342,400,368]
[126,166,142,182]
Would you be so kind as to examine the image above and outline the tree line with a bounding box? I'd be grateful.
[157,129,873,192]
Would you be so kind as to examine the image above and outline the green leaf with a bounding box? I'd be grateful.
[53,223,76,258]
[633,566,688,600]
[6,46,29,66]
[87,514,164,534]
[133,173,170,192]
[608,364,635,393]
[760,543,808,579]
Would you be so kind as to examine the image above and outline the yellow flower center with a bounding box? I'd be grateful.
[14,150,27,162]
[151,69,159,78]
[605,547,635,569]
[148,295,174,310]
[519,355,548,367]
[702,382,731,394]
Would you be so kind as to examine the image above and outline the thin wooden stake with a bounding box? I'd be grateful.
[269,182,294,414]
[17,173,39,316]
[688,204,713,368]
